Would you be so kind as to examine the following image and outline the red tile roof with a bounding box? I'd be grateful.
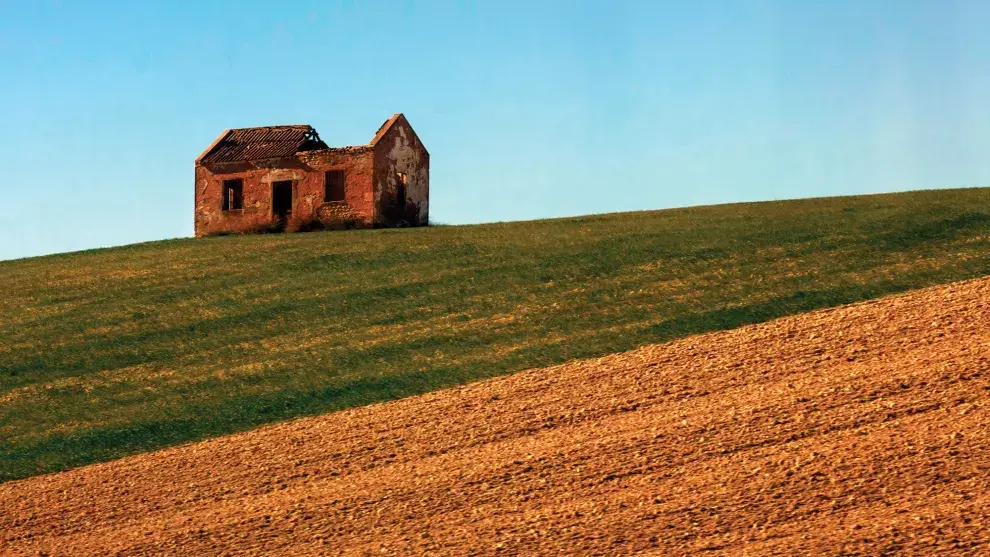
[198,125,328,164]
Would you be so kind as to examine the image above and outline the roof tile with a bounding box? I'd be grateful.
[200,125,328,164]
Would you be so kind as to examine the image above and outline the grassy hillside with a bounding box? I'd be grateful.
[2,187,990,482]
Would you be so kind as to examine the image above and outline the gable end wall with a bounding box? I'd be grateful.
[372,116,430,227]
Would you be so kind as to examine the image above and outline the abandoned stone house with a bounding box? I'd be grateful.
[194,113,428,236]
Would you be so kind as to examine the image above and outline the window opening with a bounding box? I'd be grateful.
[222,179,243,211]
[325,170,346,202]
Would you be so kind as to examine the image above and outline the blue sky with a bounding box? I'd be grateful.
[1,1,988,260]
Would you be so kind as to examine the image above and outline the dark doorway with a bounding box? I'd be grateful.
[395,172,408,223]
[272,181,293,229]
[397,184,407,214]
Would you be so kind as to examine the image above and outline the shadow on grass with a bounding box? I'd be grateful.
[0,275,948,484]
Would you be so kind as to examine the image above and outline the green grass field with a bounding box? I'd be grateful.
[2,187,990,482]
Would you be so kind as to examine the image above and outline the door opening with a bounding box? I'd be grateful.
[396,172,408,221]
[272,181,293,230]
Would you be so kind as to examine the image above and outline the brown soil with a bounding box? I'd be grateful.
[2,277,989,556]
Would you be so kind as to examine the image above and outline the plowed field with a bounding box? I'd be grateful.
[2,276,989,556]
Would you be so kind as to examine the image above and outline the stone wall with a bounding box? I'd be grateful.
[194,148,375,236]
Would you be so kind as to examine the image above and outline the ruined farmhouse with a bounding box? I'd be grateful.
[194,113,428,236]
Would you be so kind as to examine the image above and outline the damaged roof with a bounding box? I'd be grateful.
[197,125,329,164]
[196,114,421,164]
